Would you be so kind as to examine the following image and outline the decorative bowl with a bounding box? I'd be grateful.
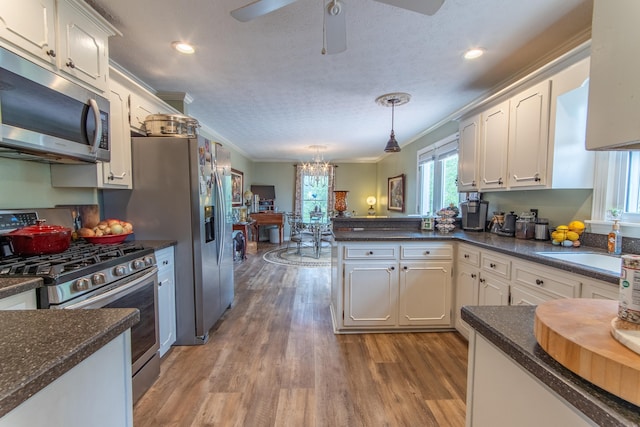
[83,233,133,245]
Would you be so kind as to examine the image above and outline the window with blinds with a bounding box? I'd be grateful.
[417,134,460,216]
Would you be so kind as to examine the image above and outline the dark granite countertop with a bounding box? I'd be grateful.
[0,277,42,301]
[461,305,640,427]
[0,308,139,418]
[333,230,620,284]
[135,239,177,251]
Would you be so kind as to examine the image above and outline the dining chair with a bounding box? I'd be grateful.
[285,213,314,254]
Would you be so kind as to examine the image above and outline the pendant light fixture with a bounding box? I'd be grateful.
[375,92,411,153]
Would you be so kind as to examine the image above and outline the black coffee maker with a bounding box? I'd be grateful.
[461,193,488,231]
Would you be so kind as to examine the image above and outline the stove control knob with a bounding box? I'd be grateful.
[92,273,106,286]
[143,256,155,266]
[131,259,145,270]
[113,265,127,276]
[74,278,90,292]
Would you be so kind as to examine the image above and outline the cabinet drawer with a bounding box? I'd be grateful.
[344,246,398,260]
[512,262,581,299]
[481,252,511,280]
[457,244,480,267]
[401,244,452,260]
[155,246,175,271]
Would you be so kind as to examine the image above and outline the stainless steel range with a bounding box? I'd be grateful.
[0,210,160,403]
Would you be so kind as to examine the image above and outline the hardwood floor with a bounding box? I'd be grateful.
[134,243,469,426]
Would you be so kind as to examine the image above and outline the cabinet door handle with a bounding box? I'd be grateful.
[163,260,169,265]
[479,278,486,283]
[46,49,56,58]
[424,251,430,255]
[389,266,395,271]
[471,273,477,279]
[464,254,469,258]
[368,251,374,255]
[66,59,75,69]
[403,266,408,270]
[490,263,496,268]
[498,178,503,185]
[535,279,544,285]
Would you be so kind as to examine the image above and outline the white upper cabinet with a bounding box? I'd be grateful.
[507,80,551,188]
[0,0,119,94]
[0,0,57,66]
[56,0,111,93]
[457,115,480,192]
[586,0,640,150]
[479,100,509,190]
[458,47,594,192]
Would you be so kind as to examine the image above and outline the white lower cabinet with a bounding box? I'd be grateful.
[455,244,481,338]
[399,261,452,327]
[477,250,512,306]
[334,242,453,332]
[156,247,176,357]
[477,273,510,306]
[581,277,618,300]
[0,289,37,310]
[343,261,398,327]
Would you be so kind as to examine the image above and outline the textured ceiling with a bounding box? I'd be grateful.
[85,0,593,163]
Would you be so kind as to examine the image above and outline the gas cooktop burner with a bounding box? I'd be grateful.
[0,241,153,282]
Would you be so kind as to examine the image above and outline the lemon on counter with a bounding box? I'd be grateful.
[568,220,585,234]
[566,231,580,241]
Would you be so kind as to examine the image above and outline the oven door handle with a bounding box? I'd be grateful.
[63,267,158,310]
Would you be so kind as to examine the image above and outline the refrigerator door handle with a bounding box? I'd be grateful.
[215,170,225,265]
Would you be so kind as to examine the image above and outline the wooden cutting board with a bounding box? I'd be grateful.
[534,298,640,407]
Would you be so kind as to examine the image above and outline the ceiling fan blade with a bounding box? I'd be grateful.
[372,0,444,15]
[230,0,299,22]
[325,1,346,54]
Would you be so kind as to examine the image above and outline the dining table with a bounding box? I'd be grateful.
[301,219,332,258]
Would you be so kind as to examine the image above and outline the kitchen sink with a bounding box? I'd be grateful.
[535,252,622,274]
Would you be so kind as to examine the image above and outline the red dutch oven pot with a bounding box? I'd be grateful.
[7,221,72,255]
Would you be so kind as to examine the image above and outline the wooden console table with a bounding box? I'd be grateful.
[232,220,257,243]
[251,212,284,244]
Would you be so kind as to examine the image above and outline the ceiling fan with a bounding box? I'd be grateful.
[230,0,445,54]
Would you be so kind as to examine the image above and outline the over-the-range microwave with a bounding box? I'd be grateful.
[0,47,109,164]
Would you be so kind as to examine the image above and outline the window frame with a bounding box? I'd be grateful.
[416,133,459,216]
[590,150,640,237]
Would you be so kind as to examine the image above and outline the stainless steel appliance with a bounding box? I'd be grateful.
[0,47,110,163]
[103,136,234,345]
[0,211,159,403]
[460,197,488,231]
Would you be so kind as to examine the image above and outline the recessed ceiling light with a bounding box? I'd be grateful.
[172,41,195,54]
[464,48,484,60]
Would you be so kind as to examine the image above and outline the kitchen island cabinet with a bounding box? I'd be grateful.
[332,241,453,333]
[0,308,139,427]
[462,305,639,427]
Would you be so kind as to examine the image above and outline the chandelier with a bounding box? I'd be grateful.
[301,145,330,185]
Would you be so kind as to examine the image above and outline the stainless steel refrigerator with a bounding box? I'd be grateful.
[103,136,234,345]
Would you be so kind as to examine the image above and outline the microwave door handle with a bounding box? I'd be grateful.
[87,98,101,155]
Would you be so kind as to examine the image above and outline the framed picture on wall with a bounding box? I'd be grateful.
[387,174,405,212]
[231,169,243,206]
